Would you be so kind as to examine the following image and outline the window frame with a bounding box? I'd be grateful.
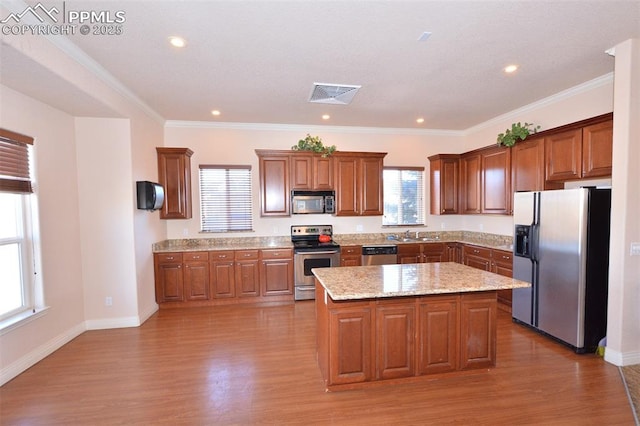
[382,166,426,227]
[199,164,254,233]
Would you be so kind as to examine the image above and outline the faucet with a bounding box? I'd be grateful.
[405,230,412,239]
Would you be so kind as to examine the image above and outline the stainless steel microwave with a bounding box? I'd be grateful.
[291,190,335,214]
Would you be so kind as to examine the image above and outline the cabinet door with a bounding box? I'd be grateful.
[446,243,462,263]
[154,253,184,302]
[397,244,422,264]
[481,146,511,214]
[417,296,458,375]
[463,245,491,271]
[184,253,209,301]
[235,260,260,297]
[261,260,293,295]
[428,156,460,215]
[258,155,290,216]
[460,292,497,370]
[511,137,545,193]
[582,120,613,178]
[460,153,482,214]
[209,251,235,298]
[334,156,359,216]
[290,154,313,190]
[422,243,446,263]
[376,303,415,379]
[313,156,334,190]
[340,245,362,267]
[545,129,583,181]
[157,148,193,219]
[329,307,373,385]
[360,156,384,216]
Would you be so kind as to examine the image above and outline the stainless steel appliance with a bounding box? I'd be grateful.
[292,225,340,300]
[361,245,398,265]
[291,190,335,214]
[512,188,611,353]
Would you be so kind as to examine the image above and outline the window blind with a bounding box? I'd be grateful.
[0,128,34,194]
[383,167,425,226]
[199,165,253,232]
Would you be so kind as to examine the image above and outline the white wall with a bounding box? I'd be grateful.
[605,39,640,366]
[0,85,86,383]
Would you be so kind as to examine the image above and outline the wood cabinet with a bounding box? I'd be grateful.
[156,148,193,219]
[511,136,545,193]
[459,292,497,370]
[260,249,293,296]
[183,252,209,301]
[315,284,498,391]
[462,244,491,271]
[545,114,613,183]
[340,245,362,266]
[398,243,446,264]
[376,301,415,379]
[428,154,459,215]
[257,151,290,216]
[333,151,386,216]
[446,242,462,263]
[481,145,511,214]
[154,253,184,303]
[490,249,513,311]
[155,248,293,307]
[417,295,458,375]
[460,152,482,214]
[291,153,333,190]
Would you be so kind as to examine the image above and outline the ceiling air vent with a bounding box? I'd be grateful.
[308,83,361,105]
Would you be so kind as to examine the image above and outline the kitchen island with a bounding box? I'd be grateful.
[313,262,530,391]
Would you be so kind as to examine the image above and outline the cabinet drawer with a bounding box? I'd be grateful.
[261,248,293,260]
[492,250,512,263]
[156,253,183,263]
[183,252,209,262]
[341,245,361,256]
[235,250,259,260]
[463,245,491,259]
[210,251,234,261]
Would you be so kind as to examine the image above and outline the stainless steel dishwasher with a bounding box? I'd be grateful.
[361,245,398,265]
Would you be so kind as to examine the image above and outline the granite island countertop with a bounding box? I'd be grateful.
[312,262,529,301]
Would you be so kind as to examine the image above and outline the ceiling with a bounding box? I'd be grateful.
[1,1,640,130]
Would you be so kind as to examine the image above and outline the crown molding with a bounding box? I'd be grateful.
[164,120,463,137]
[464,73,614,135]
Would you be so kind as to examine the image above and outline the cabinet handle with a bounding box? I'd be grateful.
[193,256,200,259]
[243,253,252,257]
[166,256,173,260]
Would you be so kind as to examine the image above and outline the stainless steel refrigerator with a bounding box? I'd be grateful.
[512,188,611,353]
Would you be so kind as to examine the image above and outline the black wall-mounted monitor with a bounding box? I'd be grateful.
[136,181,164,211]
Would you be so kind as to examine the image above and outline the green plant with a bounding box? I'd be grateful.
[496,122,541,147]
[291,134,336,157]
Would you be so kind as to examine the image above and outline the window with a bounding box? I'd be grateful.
[0,128,41,323]
[199,165,253,232]
[383,167,425,226]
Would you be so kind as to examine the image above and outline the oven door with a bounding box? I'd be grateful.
[294,250,340,300]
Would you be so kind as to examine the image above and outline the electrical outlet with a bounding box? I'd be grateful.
[631,242,640,256]
[479,223,484,231]
[182,228,189,236]
[356,224,363,232]
[441,223,446,230]
[105,297,113,306]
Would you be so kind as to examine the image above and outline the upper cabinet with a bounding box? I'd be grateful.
[333,151,386,216]
[511,136,545,193]
[255,150,385,217]
[480,145,511,215]
[545,113,613,183]
[460,152,482,214]
[256,151,290,217]
[157,147,193,219]
[428,154,459,215]
[290,153,333,190]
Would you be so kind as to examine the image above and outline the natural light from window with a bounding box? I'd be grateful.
[383,168,425,226]
[0,193,25,317]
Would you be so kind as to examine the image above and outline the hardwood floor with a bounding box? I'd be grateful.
[1,302,634,425]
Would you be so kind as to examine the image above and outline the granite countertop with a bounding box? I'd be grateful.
[153,231,513,253]
[312,262,529,301]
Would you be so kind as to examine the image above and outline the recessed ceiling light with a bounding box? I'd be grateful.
[211,110,221,116]
[322,114,330,120]
[416,118,425,124]
[504,64,519,73]
[169,36,186,48]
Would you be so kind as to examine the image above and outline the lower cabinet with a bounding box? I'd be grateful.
[397,243,446,264]
[340,245,362,266]
[316,286,498,390]
[463,244,491,270]
[461,245,514,311]
[154,248,293,306]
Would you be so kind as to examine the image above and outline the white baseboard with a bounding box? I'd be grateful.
[0,322,86,386]
[604,348,640,366]
[84,305,158,330]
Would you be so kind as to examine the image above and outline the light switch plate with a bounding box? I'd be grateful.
[631,242,640,256]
